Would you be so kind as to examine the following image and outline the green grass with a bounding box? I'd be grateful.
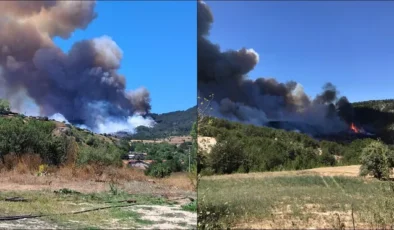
[0,189,170,229]
[109,207,154,225]
[181,200,197,212]
[198,175,394,229]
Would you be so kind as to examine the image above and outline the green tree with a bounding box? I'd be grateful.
[319,152,336,166]
[359,141,394,180]
[0,99,10,114]
[210,135,245,174]
[145,162,172,178]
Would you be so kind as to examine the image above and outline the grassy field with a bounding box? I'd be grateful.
[0,190,165,229]
[198,166,394,229]
[0,168,197,229]
[0,186,196,229]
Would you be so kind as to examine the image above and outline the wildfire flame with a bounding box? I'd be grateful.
[350,123,360,133]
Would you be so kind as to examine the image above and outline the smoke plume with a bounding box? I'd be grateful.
[0,1,153,133]
[197,0,354,135]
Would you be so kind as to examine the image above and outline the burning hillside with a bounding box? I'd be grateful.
[197,0,359,137]
[0,1,153,133]
[350,123,359,133]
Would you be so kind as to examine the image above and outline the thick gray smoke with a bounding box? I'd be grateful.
[197,0,354,135]
[0,1,153,133]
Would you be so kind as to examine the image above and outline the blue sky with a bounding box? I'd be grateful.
[54,1,196,114]
[206,1,394,103]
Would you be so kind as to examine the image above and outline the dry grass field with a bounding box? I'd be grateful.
[0,159,196,229]
[198,165,394,229]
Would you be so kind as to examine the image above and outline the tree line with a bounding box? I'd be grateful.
[198,116,388,177]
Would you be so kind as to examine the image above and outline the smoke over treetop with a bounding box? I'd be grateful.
[197,0,353,135]
[0,0,152,133]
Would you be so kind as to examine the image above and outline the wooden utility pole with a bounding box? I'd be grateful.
[188,145,191,173]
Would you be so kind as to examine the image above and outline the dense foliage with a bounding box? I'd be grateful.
[136,122,197,178]
[0,99,10,114]
[353,99,394,113]
[132,136,195,178]
[0,117,68,165]
[359,140,394,180]
[198,117,380,175]
[0,115,127,167]
[132,106,197,139]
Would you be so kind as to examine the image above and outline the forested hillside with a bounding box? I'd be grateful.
[353,99,394,112]
[198,117,381,175]
[0,115,196,177]
[197,99,394,175]
[132,106,197,139]
[352,99,394,143]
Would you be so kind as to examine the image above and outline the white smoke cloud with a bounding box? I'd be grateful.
[49,113,69,124]
[127,115,155,128]
[95,115,155,134]
[49,111,156,135]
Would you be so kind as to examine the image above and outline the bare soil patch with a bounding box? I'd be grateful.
[0,170,195,197]
[129,205,197,229]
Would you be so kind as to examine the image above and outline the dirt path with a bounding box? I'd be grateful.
[305,165,361,177]
[129,204,196,229]
[0,204,196,230]
[0,219,60,230]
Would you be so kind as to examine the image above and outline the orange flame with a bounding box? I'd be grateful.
[350,123,359,133]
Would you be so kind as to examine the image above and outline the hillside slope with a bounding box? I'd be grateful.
[132,106,197,140]
[352,99,394,143]
[197,99,394,175]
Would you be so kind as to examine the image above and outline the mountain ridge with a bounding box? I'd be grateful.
[131,105,197,140]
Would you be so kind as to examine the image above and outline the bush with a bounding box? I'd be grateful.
[145,162,172,178]
[0,99,10,114]
[0,117,68,165]
[319,152,336,166]
[210,135,245,174]
[359,141,394,180]
[77,144,123,167]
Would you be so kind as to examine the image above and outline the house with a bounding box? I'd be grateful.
[128,160,152,170]
[127,152,147,160]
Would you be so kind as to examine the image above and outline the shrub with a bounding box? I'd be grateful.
[210,135,245,174]
[359,141,394,180]
[145,162,172,178]
[77,144,122,167]
[0,99,10,114]
[319,152,336,166]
